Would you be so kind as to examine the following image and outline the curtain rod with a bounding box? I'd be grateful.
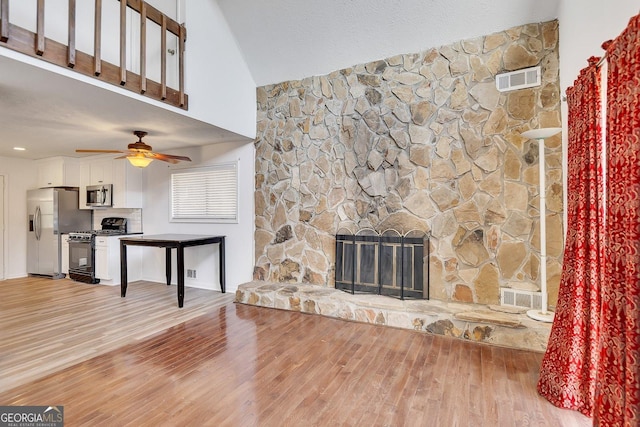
[562,52,608,102]
[563,10,640,100]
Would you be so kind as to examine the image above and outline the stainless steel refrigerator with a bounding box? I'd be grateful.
[27,188,92,278]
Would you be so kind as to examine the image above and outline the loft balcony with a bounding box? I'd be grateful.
[0,0,187,110]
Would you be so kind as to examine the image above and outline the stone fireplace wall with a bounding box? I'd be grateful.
[254,21,563,306]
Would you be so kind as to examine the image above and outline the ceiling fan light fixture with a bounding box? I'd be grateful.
[77,130,191,165]
[127,154,153,168]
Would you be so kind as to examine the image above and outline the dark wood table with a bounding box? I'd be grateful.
[120,234,225,307]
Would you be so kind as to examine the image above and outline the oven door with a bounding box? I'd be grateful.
[68,239,99,284]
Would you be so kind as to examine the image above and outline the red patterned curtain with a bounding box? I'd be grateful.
[593,15,640,426]
[537,58,604,417]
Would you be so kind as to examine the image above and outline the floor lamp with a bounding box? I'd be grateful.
[520,127,562,323]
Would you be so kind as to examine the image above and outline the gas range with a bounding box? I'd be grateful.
[68,217,128,241]
[68,217,128,285]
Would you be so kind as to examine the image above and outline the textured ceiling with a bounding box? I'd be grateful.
[0,54,247,161]
[217,0,560,86]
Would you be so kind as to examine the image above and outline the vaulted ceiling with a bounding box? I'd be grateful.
[217,0,560,86]
[0,0,560,160]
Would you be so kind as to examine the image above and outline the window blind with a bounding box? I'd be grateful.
[171,162,238,222]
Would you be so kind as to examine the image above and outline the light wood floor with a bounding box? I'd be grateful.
[0,276,234,393]
[0,277,591,426]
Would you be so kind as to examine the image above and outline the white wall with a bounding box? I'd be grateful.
[183,0,257,138]
[140,139,255,292]
[0,157,38,279]
[557,2,638,228]
[558,1,638,92]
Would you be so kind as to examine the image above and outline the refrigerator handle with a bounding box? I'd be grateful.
[35,206,41,241]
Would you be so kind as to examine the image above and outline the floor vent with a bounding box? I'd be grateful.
[495,66,541,92]
[500,288,542,310]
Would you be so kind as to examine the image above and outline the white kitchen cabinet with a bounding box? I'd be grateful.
[78,164,91,209]
[94,235,141,285]
[61,234,69,275]
[89,159,113,185]
[36,157,80,188]
[94,236,110,280]
[112,161,143,209]
[79,158,143,209]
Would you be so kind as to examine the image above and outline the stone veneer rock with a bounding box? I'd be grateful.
[254,21,563,307]
[236,281,551,352]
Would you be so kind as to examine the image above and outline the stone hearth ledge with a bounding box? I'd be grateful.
[235,281,551,352]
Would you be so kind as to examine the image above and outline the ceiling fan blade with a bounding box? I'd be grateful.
[76,149,124,153]
[154,157,180,164]
[75,132,190,165]
[150,152,192,162]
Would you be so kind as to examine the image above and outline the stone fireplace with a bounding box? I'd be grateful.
[253,20,563,308]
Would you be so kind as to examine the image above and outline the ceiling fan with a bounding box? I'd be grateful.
[76,130,192,168]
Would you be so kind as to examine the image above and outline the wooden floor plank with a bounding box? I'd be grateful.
[0,277,592,426]
[0,276,233,393]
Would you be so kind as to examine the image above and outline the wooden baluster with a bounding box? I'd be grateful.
[160,15,167,100]
[140,2,146,94]
[179,24,185,107]
[119,0,126,85]
[36,0,44,55]
[94,0,102,76]
[67,0,76,67]
[0,0,187,109]
[1,0,8,42]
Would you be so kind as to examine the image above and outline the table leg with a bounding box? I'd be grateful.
[165,248,172,286]
[177,245,185,308]
[219,237,226,293]
[120,241,128,297]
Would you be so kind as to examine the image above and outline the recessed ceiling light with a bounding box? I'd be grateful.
[13,147,26,151]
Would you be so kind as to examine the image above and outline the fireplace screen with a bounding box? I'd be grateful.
[335,229,429,300]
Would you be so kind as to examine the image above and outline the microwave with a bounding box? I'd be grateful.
[86,184,113,207]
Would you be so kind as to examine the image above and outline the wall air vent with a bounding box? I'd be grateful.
[495,66,541,92]
[500,288,542,310]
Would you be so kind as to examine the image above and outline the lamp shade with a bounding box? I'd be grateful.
[521,127,562,139]
[127,154,153,168]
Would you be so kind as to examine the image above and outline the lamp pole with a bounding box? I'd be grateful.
[520,127,562,323]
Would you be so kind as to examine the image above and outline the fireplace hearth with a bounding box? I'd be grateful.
[335,229,429,300]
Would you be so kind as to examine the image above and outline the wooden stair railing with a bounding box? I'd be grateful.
[0,0,188,110]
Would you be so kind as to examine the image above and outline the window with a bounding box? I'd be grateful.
[170,162,238,223]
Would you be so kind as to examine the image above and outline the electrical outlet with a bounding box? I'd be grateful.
[187,269,197,278]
